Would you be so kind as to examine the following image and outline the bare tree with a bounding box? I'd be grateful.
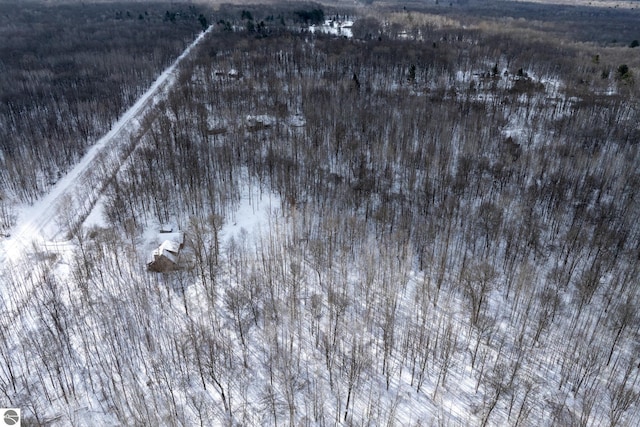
[460,261,498,327]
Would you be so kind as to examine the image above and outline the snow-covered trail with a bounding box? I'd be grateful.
[0,26,212,266]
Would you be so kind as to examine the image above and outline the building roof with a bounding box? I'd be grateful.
[147,230,185,269]
[153,240,179,263]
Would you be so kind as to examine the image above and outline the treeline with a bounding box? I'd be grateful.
[212,2,330,27]
[386,0,640,45]
[0,1,208,213]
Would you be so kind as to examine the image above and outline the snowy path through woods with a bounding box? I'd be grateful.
[0,26,212,267]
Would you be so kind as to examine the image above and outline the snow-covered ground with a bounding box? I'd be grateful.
[0,25,213,294]
[2,18,638,426]
[221,181,281,244]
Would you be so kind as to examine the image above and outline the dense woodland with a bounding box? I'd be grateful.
[380,0,640,46]
[2,1,640,425]
[0,1,208,225]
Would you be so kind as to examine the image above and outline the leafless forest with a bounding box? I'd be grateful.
[0,1,207,214]
[1,1,640,425]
